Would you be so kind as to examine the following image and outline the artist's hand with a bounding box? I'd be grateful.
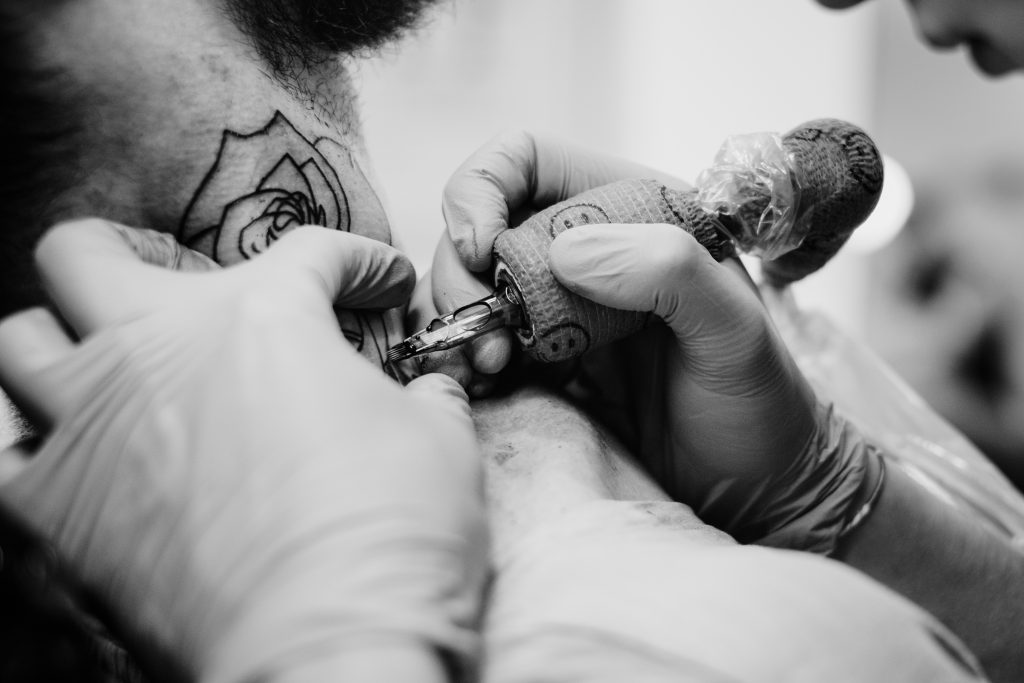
[548,224,878,552]
[0,220,487,683]
[432,134,877,553]
[428,130,690,394]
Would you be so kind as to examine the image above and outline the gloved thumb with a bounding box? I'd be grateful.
[258,226,417,310]
[548,223,764,353]
[405,372,472,423]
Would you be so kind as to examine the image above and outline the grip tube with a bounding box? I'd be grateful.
[492,118,884,363]
[493,179,734,363]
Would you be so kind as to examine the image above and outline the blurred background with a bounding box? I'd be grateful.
[354,0,1024,487]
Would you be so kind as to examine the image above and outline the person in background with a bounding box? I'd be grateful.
[819,0,1024,79]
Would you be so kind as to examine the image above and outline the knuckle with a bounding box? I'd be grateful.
[490,129,537,183]
[449,231,477,260]
[230,282,301,329]
[446,128,535,194]
[649,229,707,279]
[492,128,536,154]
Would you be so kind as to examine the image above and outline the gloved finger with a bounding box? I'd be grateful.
[108,223,220,273]
[0,440,34,487]
[443,130,691,273]
[549,224,766,355]
[261,226,416,309]
[431,233,514,376]
[35,219,183,336]
[405,372,473,424]
[0,308,76,428]
[442,130,535,272]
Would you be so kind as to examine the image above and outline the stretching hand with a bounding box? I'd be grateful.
[0,220,487,683]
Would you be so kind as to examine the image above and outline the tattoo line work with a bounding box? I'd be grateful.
[178,111,404,377]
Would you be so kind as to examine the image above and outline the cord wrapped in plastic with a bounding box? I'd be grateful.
[695,132,809,260]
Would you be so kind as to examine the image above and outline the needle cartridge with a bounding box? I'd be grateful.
[386,285,524,364]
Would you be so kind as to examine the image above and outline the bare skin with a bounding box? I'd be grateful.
[472,385,986,682]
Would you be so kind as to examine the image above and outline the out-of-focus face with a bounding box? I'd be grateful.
[864,161,1024,487]
[816,0,1024,76]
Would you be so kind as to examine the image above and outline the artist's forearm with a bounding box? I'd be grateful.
[836,463,1024,683]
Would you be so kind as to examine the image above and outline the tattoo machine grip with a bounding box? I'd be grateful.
[492,118,884,363]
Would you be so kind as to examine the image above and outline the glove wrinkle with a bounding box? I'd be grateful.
[735,403,875,554]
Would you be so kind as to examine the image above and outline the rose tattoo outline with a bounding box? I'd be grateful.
[178,112,402,373]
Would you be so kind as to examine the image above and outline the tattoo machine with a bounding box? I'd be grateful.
[388,118,883,365]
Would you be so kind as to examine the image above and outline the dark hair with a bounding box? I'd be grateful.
[0,3,81,319]
[224,0,442,74]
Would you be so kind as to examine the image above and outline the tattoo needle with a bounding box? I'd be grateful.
[386,285,524,364]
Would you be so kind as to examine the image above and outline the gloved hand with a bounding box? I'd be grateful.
[435,133,883,555]
[0,220,487,683]
[429,129,692,392]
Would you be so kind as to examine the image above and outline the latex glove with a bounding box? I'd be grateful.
[0,220,487,683]
[548,223,882,553]
[430,130,690,391]
[435,133,880,554]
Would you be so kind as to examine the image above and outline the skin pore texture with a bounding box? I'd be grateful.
[24,0,442,374]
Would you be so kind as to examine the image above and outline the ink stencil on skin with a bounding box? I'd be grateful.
[178,111,405,373]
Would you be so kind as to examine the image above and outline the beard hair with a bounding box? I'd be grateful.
[225,0,445,74]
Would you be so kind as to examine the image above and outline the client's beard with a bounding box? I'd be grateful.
[225,0,445,73]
